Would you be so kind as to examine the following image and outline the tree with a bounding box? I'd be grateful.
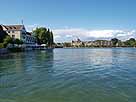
[33,27,46,44]
[124,38,136,47]
[50,31,54,45]
[129,38,135,42]
[0,25,8,43]
[47,29,54,47]
[14,39,23,45]
[64,42,72,47]
[33,27,54,47]
[44,28,50,45]
[3,36,13,47]
[111,38,119,46]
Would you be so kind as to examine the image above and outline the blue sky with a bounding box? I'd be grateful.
[1,0,136,42]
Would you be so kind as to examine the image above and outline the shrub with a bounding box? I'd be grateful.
[3,36,13,47]
[0,43,4,48]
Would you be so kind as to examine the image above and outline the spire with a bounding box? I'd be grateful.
[21,19,24,25]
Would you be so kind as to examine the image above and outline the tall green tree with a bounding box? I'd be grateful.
[50,31,54,45]
[111,38,119,46]
[33,27,54,47]
[33,27,47,44]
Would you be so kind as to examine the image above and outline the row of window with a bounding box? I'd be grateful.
[26,37,35,43]
[11,35,35,43]
[22,36,36,43]
[7,31,15,33]
[12,35,15,38]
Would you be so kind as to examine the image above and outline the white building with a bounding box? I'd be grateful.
[1,25,36,44]
[72,38,83,47]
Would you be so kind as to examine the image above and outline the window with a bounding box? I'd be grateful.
[8,31,10,33]
[12,35,15,38]
[12,31,15,33]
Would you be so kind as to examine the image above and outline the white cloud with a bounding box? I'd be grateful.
[54,35,61,39]
[53,28,136,42]
[26,24,44,31]
[26,25,136,42]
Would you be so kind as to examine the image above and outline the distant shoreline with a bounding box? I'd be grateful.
[55,47,136,49]
[56,47,136,48]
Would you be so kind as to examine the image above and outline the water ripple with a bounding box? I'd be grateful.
[0,48,136,102]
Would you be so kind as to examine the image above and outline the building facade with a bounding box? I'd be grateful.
[72,38,83,47]
[84,40,113,47]
[1,25,36,44]
[71,39,113,47]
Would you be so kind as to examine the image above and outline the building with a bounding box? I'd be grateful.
[72,38,83,47]
[84,41,94,47]
[71,39,113,47]
[84,40,113,47]
[1,25,36,44]
[94,40,113,47]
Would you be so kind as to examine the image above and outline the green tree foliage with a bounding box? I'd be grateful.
[0,25,12,48]
[33,27,54,47]
[48,31,54,46]
[0,26,8,43]
[0,43,4,48]
[3,36,13,47]
[14,39,23,45]
[33,27,47,44]
[111,38,119,46]
[64,42,72,47]
[0,34,23,48]
[124,38,136,47]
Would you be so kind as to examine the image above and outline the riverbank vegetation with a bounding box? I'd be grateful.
[33,27,54,47]
[111,38,136,47]
[0,30,12,48]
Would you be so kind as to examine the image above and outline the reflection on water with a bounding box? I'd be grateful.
[0,48,136,102]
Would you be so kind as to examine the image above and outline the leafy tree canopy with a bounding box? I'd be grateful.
[111,38,119,46]
[124,38,136,47]
[0,26,8,43]
[33,27,54,47]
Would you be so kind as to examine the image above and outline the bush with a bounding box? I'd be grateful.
[3,36,13,47]
[0,30,8,43]
[0,43,4,48]
[14,39,23,45]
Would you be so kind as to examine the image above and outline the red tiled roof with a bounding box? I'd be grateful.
[2,25,24,31]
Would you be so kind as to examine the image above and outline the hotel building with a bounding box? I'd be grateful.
[1,25,36,44]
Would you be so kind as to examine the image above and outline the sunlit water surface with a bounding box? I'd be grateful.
[0,48,136,102]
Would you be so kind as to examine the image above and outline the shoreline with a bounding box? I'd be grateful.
[0,47,135,55]
[56,46,136,48]
[0,47,54,55]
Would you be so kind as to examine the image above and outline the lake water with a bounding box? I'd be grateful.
[0,48,136,102]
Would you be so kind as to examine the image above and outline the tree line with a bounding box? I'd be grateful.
[61,38,136,48]
[111,38,136,47]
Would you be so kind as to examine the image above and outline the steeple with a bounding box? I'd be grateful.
[21,19,24,25]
